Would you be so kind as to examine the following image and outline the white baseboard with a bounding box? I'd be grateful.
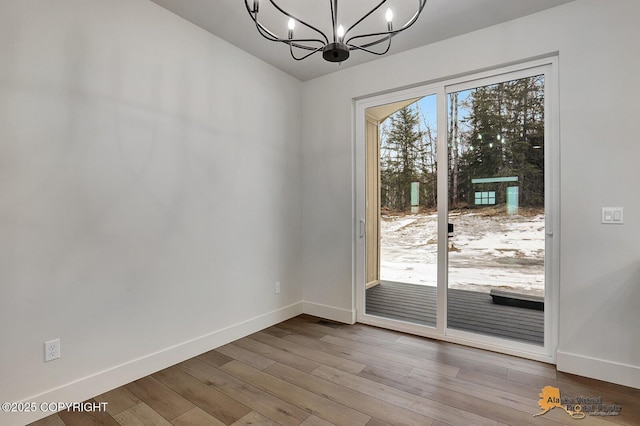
[6,302,304,426]
[557,350,640,389]
[302,301,356,324]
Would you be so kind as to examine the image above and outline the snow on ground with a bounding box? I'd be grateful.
[380,209,545,295]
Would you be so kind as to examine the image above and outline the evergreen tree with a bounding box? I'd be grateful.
[380,106,423,211]
[455,75,545,207]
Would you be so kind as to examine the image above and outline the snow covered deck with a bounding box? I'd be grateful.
[365,280,544,345]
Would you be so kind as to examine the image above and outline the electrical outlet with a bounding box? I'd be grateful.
[275,282,281,294]
[45,339,60,362]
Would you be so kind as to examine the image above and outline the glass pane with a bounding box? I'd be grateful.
[365,95,438,327]
[447,75,545,345]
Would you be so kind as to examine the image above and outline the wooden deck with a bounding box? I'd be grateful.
[366,281,544,345]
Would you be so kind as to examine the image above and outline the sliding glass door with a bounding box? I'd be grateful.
[446,74,546,346]
[365,95,439,327]
[355,59,558,362]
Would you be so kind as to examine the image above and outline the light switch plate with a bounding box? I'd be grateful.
[602,207,623,224]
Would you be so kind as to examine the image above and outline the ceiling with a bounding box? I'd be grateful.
[150,0,574,82]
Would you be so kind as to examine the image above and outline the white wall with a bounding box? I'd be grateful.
[302,0,640,388]
[0,1,303,424]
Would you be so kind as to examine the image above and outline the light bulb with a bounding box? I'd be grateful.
[287,18,295,39]
[337,25,345,40]
[385,9,393,23]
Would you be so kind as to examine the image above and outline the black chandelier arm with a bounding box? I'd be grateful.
[244,1,256,17]
[253,20,280,42]
[266,0,330,45]
[345,29,396,49]
[345,0,427,48]
[286,38,327,52]
[289,44,324,61]
[347,37,392,56]
[343,0,388,41]
[244,0,329,45]
[253,19,326,49]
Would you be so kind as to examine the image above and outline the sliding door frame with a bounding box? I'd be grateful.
[354,57,559,363]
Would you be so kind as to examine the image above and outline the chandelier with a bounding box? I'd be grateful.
[245,0,428,63]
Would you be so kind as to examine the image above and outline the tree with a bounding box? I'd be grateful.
[380,106,423,211]
[417,110,437,209]
[448,92,460,206]
[452,75,545,208]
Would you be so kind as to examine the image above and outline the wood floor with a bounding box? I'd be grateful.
[31,315,639,426]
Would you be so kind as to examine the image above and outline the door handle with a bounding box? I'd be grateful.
[359,220,365,238]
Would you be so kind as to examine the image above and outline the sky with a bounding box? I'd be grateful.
[411,89,473,138]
